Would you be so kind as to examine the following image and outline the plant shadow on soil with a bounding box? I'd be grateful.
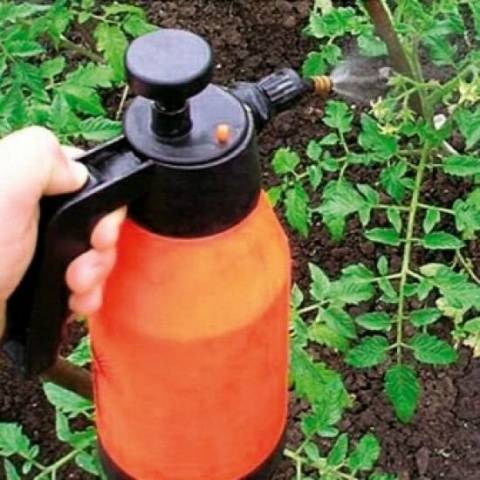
[2,1,480,479]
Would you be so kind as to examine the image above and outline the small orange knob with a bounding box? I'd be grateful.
[216,124,231,144]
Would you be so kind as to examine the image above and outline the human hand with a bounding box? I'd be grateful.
[0,127,126,337]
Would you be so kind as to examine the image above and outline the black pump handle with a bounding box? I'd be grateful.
[3,138,154,377]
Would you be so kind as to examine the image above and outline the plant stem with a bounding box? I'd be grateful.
[33,448,83,480]
[395,142,432,363]
[418,203,454,215]
[298,304,320,315]
[456,251,480,285]
[59,35,104,63]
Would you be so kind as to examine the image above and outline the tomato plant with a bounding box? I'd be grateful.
[0,0,156,143]
[273,0,480,426]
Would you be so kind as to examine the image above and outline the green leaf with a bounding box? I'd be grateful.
[0,424,31,456]
[346,336,389,368]
[323,307,357,339]
[380,161,409,202]
[291,283,304,309]
[323,100,353,133]
[80,117,122,142]
[102,3,146,16]
[267,186,282,207]
[302,51,326,77]
[123,15,157,37]
[304,442,321,462]
[309,263,331,301]
[385,365,420,423]
[464,317,480,334]
[358,184,380,206]
[421,231,464,250]
[409,334,458,365]
[40,56,66,79]
[320,133,339,145]
[306,140,322,161]
[309,323,350,352]
[308,165,323,190]
[291,345,350,427]
[365,228,400,246]
[43,382,93,415]
[443,155,480,176]
[0,86,28,130]
[359,114,398,159]
[285,183,310,236]
[66,63,113,88]
[423,209,440,234]
[4,459,20,480]
[355,312,392,331]
[68,336,91,367]
[348,433,380,472]
[272,147,300,175]
[95,24,128,82]
[455,108,480,150]
[358,33,388,57]
[387,208,402,233]
[377,256,388,275]
[6,40,44,58]
[75,451,100,475]
[327,433,349,466]
[61,84,105,116]
[410,308,442,327]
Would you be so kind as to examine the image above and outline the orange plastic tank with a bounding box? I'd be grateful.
[90,193,291,479]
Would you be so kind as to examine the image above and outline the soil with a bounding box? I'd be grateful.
[1,1,480,479]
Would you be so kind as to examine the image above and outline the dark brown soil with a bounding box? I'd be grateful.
[2,1,480,479]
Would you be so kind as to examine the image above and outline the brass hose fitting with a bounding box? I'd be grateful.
[312,75,332,97]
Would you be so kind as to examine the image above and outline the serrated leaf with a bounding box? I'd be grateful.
[385,365,420,423]
[421,231,464,250]
[443,155,480,176]
[302,51,327,77]
[327,433,349,466]
[43,382,93,415]
[61,84,105,116]
[410,308,442,327]
[272,147,300,175]
[387,208,402,233]
[66,63,113,89]
[285,183,309,236]
[40,56,66,79]
[358,33,388,57]
[291,284,304,309]
[346,336,389,368]
[323,100,353,133]
[323,307,357,339]
[423,209,440,234]
[348,433,380,472]
[95,24,128,82]
[365,228,401,246]
[80,117,122,141]
[304,442,321,462]
[455,108,480,150]
[306,140,322,161]
[359,114,398,159]
[358,184,379,206]
[320,133,339,145]
[123,14,157,37]
[0,424,31,457]
[380,161,408,202]
[355,312,392,331]
[309,263,331,301]
[6,40,44,57]
[309,323,350,352]
[409,334,458,365]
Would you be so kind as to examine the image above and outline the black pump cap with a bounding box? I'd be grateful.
[125,29,214,107]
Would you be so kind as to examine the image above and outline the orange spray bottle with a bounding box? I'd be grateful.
[4,30,325,479]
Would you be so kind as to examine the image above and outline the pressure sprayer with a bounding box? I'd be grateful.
[3,30,332,480]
